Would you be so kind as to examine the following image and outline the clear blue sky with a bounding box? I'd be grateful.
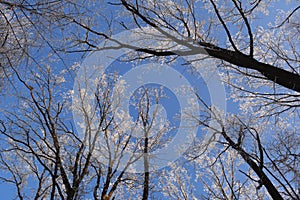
[0,0,298,199]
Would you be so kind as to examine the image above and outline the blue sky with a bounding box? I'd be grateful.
[0,0,298,199]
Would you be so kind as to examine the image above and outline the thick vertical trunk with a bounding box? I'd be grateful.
[142,136,149,200]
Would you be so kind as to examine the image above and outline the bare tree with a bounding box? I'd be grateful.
[0,0,299,199]
[0,61,173,199]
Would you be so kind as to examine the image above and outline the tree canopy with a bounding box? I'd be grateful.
[0,0,299,199]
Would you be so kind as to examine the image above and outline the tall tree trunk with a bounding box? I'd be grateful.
[142,135,149,200]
